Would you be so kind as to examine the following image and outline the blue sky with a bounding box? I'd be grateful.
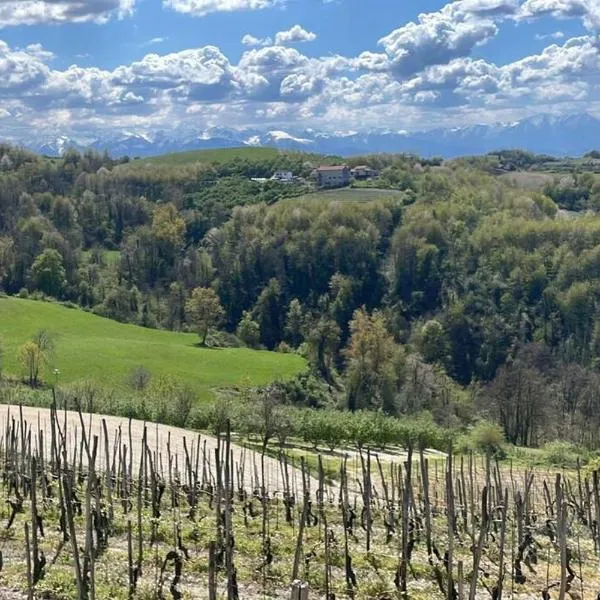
[0,0,598,140]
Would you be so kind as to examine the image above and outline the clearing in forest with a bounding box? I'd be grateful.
[0,297,305,401]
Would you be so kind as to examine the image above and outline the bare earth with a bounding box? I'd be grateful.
[0,404,298,493]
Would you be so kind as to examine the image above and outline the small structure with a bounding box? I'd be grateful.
[271,170,294,183]
[351,165,378,179]
[314,165,350,188]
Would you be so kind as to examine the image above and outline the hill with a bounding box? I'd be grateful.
[284,187,406,205]
[0,297,305,401]
[125,146,281,168]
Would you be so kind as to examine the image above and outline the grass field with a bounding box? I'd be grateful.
[125,146,281,168]
[0,297,305,400]
[499,171,556,190]
[283,187,405,204]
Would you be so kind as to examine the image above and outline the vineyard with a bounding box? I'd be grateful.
[0,404,597,599]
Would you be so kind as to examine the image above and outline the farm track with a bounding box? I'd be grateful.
[0,404,327,493]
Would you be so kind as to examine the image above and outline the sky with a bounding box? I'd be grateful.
[0,0,599,140]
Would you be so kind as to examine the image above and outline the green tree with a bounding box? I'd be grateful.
[305,316,341,382]
[185,287,225,346]
[236,311,261,348]
[345,308,400,413]
[284,299,304,348]
[418,319,448,364]
[253,278,282,350]
[29,248,66,298]
[18,330,54,387]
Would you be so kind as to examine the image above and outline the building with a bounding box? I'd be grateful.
[350,165,379,179]
[271,170,294,183]
[314,165,351,188]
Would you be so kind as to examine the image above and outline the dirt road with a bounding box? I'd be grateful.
[0,404,299,494]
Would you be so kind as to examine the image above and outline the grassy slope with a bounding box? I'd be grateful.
[283,187,405,204]
[126,146,280,167]
[0,297,305,401]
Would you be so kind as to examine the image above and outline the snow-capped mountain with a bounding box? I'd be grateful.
[11,112,600,158]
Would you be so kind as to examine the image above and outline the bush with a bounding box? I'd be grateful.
[236,311,261,349]
[18,287,29,299]
[469,421,506,456]
[60,301,78,310]
[540,441,584,468]
[127,366,152,392]
[205,330,243,348]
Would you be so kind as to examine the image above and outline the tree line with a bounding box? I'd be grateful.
[4,144,600,448]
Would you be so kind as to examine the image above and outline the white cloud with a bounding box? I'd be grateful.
[535,31,565,40]
[274,25,317,45]
[0,41,51,92]
[0,0,134,27]
[241,34,272,47]
[519,0,600,31]
[377,0,517,77]
[4,0,600,139]
[163,0,281,17]
[141,37,168,47]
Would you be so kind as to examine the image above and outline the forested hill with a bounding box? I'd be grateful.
[3,144,600,449]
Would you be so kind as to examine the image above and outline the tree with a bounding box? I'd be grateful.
[0,237,12,287]
[305,316,340,382]
[418,319,448,364]
[236,311,261,348]
[19,341,43,387]
[345,308,400,413]
[253,278,282,350]
[18,331,54,387]
[284,299,304,348]
[185,287,225,346]
[29,248,66,298]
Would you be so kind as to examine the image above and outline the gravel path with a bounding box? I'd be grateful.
[0,405,443,497]
[0,404,297,493]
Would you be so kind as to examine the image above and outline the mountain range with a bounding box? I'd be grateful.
[8,112,600,159]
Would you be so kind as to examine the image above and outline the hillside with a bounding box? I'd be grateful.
[0,297,305,401]
[283,187,406,205]
[124,146,281,167]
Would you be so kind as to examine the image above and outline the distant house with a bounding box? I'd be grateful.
[314,165,350,188]
[271,170,294,183]
[350,165,379,179]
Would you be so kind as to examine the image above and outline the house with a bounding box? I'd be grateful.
[350,165,379,179]
[271,170,294,183]
[314,165,351,188]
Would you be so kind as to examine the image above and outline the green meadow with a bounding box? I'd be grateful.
[0,297,305,402]
[124,146,280,167]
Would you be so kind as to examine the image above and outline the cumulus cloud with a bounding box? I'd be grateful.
[4,0,600,139]
[519,0,600,31]
[163,0,281,17]
[377,0,517,77]
[0,41,51,92]
[0,0,134,27]
[274,25,317,45]
[241,34,272,47]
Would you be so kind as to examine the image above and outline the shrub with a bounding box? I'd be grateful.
[18,287,29,299]
[469,421,505,456]
[127,366,152,392]
[540,441,583,468]
[236,311,261,348]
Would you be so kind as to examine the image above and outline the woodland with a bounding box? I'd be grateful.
[1,145,600,451]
